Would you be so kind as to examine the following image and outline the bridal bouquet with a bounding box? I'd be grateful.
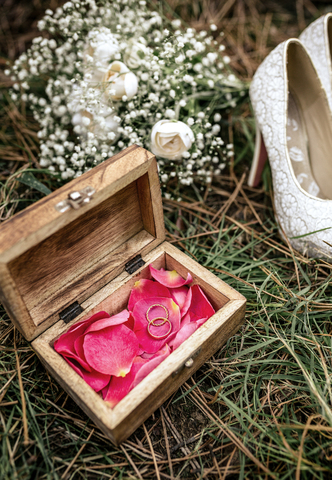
[6,0,244,189]
[54,265,215,407]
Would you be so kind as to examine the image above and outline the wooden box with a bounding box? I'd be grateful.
[0,145,246,445]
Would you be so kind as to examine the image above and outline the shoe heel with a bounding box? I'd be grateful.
[248,119,268,187]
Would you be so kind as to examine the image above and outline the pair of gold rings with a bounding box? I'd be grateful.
[146,304,172,339]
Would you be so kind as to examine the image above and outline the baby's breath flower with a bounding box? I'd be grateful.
[9,0,244,186]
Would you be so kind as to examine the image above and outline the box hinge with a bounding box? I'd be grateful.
[59,301,83,324]
[125,254,145,274]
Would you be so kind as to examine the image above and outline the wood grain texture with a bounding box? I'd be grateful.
[0,264,35,339]
[0,146,165,340]
[136,173,156,237]
[0,146,154,259]
[145,158,165,241]
[32,242,246,445]
[10,182,143,316]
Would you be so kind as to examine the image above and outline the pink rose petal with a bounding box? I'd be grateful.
[196,317,209,327]
[65,357,110,392]
[150,266,192,288]
[180,287,192,318]
[186,311,204,324]
[104,345,171,407]
[103,356,147,407]
[180,311,208,328]
[83,324,139,376]
[181,312,191,326]
[187,285,215,319]
[72,335,92,371]
[84,310,130,334]
[54,311,110,355]
[125,313,135,331]
[133,297,181,353]
[64,311,110,335]
[103,375,132,408]
[58,349,92,371]
[128,279,171,311]
[132,344,171,387]
[169,322,198,351]
[170,286,189,310]
[54,312,111,372]
[141,352,155,359]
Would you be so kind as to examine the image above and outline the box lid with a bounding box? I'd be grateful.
[0,146,165,341]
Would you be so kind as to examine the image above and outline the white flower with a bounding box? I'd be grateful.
[165,109,176,119]
[175,54,185,64]
[171,19,182,28]
[72,108,120,142]
[150,120,194,160]
[207,52,218,63]
[183,74,193,83]
[96,113,119,137]
[84,27,119,72]
[67,84,84,113]
[102,61,138,101]
[124,38,149,69]
[72,110,92,128]
[194,42,205,53]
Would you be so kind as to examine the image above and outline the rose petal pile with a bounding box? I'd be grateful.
[54,265,215,407]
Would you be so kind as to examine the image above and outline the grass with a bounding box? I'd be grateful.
[1,0,332,479]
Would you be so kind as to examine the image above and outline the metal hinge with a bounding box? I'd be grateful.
[125,254,145,274]
[59,301,83,324]
[55,186,95,213]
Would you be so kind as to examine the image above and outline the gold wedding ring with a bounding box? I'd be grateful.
[147,318,172,339]
[146,304,172,339]
[146,304,168,322]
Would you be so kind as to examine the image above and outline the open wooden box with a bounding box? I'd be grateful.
[0,145,246,445]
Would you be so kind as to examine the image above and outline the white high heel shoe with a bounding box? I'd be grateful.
[300,13,332,111]
[249,39,332,259]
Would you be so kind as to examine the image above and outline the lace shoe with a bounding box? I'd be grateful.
[300,13,332,111]
[249,39,332,259]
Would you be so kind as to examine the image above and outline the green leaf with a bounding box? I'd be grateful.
[18,172,52,196]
